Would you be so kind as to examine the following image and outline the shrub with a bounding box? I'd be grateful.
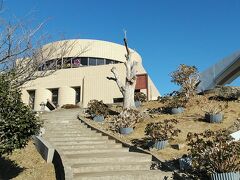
[162,91,188,108]
[218,86,240,100]
[158,91,176,103]
[147,107,163,115]
[186,129,240,174]
[167,93,188,108]
[229,118,240,133]
[109,109,143,132]
[61,104,79,109]
[209,86,240,101]
[201,100,228,114]
[134,92,147,102]
[171,64,200,99]
[0,74,42,155]
[145,119,181,141]
[87,100,109,117]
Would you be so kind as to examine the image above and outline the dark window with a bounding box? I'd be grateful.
[63,58,71,68]
[81,57,88,66]
[106,59,113,64]
[113,98,124,103]
[28,90,35,109]
[72,58,81,68]
[96,58,104,65]
[51,89,59,106]
[73,87,81,104]
[56,59,62,69]
[38,64,44,71]
[45,60,55,70]
[37,57,122,71]
[89,58,97,66]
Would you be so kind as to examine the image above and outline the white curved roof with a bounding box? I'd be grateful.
[41,39,142,63]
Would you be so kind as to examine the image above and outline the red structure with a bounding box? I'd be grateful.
[135,73,148,99]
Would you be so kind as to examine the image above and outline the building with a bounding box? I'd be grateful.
[197,50,240,92]
[21,39,160,111]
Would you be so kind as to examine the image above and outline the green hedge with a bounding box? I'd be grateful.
[0,74,42,155]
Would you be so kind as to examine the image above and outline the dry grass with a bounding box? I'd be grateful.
[102,95,240,161]
[0,141,55,180]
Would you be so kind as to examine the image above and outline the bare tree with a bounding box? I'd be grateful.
[0,18,89,88]
[111,32,138,109]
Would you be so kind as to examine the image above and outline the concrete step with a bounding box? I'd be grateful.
[72,162,152,173]
[56,143,123,150]
[44,128,90,132]
[44,117,78,119]
[47,136,108,142]
[44,119,80,122]
[43,118,79,120]
[44,120,80,122]
[45,129,89,132]
[43,132,102,138]
[43,132,99,138]
[45,125,83,128]
[61,148,128,155]
[45,128,98,134]
[51,139,116,146]
[73,170,172,180]
[44,129,96,134]
[40,110,170,180]
[45,122,85,125]
[45,121,84,125]
[44,123,86,126]
[65,152,152,164]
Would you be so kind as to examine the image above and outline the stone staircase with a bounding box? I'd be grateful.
[41,109,172,180]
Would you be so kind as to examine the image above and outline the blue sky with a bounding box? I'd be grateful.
[3,0,240,95]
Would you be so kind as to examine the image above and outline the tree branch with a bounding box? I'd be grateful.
[124,37,130,57]
[111,67,125,95]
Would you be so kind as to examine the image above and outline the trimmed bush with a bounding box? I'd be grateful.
[145,119,181,141]
[61,104,79,109]
[87,100,109,117]
[0,74,42,155]
[109,108,143,132]
[187,129,240,175]
[134,92,147,102]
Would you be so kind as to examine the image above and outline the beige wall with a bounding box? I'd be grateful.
[21,39,160,110]
[40,39,142,64]
[58,87,76,105]
[22,63,160,110]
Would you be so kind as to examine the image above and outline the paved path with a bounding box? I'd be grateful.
[41,109,172,180]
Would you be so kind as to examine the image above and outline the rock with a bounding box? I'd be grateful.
[171,143,185,150]
[230,130,240,141]
[179,156,192,171]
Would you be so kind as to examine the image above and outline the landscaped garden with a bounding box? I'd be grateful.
[83,64,240,179]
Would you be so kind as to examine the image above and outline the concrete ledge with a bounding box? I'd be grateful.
[33,135,55,163]
[33,135,69,180]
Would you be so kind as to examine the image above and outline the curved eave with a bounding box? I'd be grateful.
[40,39,142,63]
